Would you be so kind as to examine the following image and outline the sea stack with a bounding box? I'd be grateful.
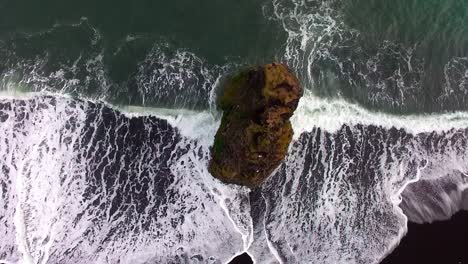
[208,63,303,188]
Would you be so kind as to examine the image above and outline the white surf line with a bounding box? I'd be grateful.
[4,90,468,138]
[261,190,284,264]
[208,184,253,264]
[14,160,34,264]
[173,136,253,264]
[377,160,427,262]
[3,90,468,263]
[291,90,468,137]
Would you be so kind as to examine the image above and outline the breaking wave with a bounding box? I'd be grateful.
[0,0,467,263]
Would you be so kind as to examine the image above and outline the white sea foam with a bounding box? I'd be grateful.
[292,90,468,137]
[1,1,468,261]
[1,86,468,263]
[0,95,254,264]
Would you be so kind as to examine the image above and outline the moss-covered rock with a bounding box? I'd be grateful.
[208,63,303,188]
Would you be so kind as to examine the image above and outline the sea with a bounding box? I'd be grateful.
[0,0,467,263]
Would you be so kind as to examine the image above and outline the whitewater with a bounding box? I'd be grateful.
[1,0,468,263]
[0,89,467,263]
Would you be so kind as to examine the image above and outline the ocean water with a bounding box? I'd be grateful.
[0,0,467,263]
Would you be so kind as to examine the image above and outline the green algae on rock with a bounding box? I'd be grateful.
[208,63,303,188]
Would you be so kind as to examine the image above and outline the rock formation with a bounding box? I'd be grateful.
[208,63,303,188]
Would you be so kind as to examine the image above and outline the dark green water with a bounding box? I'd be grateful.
[0,0,284,63]
[343,0,468,112]
[1,0,468,113]
[1,1,468,263]
[345,0,468,51]
[0,0,285,108]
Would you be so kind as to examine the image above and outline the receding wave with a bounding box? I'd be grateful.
[1,0,467,263]
[0,93,467,263]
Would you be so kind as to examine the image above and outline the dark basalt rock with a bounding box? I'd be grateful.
[208,63,303,188]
